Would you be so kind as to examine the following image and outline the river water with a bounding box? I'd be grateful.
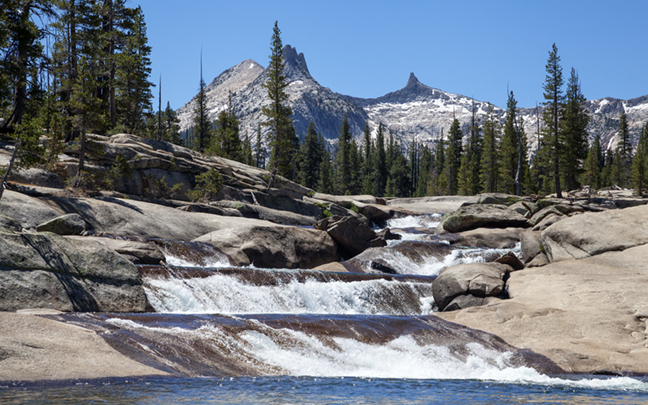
[2,214,648,403]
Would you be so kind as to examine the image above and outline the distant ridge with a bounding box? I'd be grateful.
[178,47,648,153]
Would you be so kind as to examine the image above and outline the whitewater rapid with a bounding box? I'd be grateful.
[130,215,648,391]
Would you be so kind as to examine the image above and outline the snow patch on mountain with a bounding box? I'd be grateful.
[177,48,648,156]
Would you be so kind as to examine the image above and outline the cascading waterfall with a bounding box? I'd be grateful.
[100,315,549,380]
[102,215,648,391]
[144,270,435,315]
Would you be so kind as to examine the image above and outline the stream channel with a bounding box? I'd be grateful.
[3,214,648,404]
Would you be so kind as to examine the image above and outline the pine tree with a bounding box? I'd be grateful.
[162,101,182,145]
[192,51,211,152]
[583,135,602,189]
[0,0,53,132]
[560,68,590,192]
[114,5,152,135]
[70,48,106,186]
[541,43,565,197]
[415,145,433,197]
[297,121,324,189]
[632,122,648,195]
[499,91,520,194]
[97,0,131,129]
[445,118,462,195]
[318,148,334,194]
[429,134,446,196]
[466,100,482,195]
[349,139,362,194]
[457,152,470,195]
[611,149,624,187]
[601,149,614,188]
[617,111,632,187]
[242,131,254,166]
[255,123,265,168]
[361,122,374,195]
[211,94,242,161]
[372,123,387,196]
[262,21,297,178]
[334,114,352,194]
[480,104,499,193]
[385,149,410,197]
[409,138,419,195]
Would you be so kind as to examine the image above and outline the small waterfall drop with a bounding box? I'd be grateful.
[56,312,648,391]
[143,268,436,315]
[108,215,648,391]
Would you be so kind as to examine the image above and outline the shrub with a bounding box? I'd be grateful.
[188,168,224,203]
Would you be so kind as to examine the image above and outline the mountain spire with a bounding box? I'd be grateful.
[282,44,311,79]
[405,72,420,89]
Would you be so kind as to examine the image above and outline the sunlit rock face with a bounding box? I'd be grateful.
[178,46,648,156]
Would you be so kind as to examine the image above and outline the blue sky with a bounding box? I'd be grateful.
[135,0,648,111]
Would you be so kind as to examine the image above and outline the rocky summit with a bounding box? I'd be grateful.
[178,46,648,153]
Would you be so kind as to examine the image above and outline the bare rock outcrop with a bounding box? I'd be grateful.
[540,204,648,263]
[432,262,511,311]
[437,244,648,374]
[0,231,149,312]
[36,213,88,236]
[314,215,384,258]
[194,224,338,269]
[437,204,530,233]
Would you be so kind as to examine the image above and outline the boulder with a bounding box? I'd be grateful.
[354,202,392,223]
[432,262,511,311]
[0,231,149,312]
[526,252,549,267]
[446,227,522,249]
[374,227,401,242]
[444,295,500,312]
[528,198,566,216]
[437,204,530,233]
[508,201,533,216]
[315,215,383,258]
[460,193,524,207]
[193,224,338,269]
[520,231,542,263]
[529,206,563,226]
[495,251,524,270]
[531,213,564,231]
[0,190,65,230]
[436,244,648,374]
[214,200,318,226]
[529,204,584,227]
[540,204,648,263]
[8,167,65,189]
[312,262,349,273]
[36,213,87,235]
[67,236,165,265]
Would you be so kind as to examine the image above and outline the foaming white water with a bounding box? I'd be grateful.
[106,317,648,391]
[144,274,433,315]
[386,214,442,230]
[375,243,523,276]
[157,242,231,268]
[161,252,230,268]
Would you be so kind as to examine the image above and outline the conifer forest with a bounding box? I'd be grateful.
[2,2,648,198]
